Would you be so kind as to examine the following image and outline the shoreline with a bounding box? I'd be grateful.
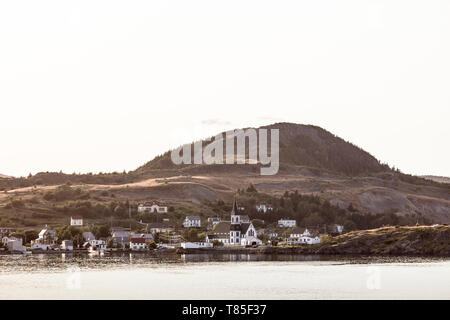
[1,246,449,257]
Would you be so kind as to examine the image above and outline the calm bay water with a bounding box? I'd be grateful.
[0,253,449,299]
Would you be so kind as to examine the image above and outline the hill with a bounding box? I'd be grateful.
[134,122,389,176]
[1,122,449,228]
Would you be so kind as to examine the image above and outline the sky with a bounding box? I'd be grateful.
[0,1,449,178]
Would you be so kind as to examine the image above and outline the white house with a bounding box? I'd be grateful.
[289,227,312,239]
[149,222,174,234]
[181,242,213,249]
[206,199,262,247]
[130,238,147,251]
[183,216,201,228]
[8,239,26,253]
[89,239,106,252]
[255,204,273,213]
[333,224,344,234]
[278,219,297,228]
[289,227,321,245]
[31,228,58,250]
[3,237,26,253]
[2,236,20,246]
[138,201,168,213]
[61,240,74,251]
[70,216,83,226]
[298,236,321,245]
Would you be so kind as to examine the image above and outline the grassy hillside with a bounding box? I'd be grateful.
[1,122,449,228]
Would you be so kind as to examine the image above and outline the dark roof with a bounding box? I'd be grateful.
[150,223,173,229]
[240,223,251,234]
[71,216,83,219]
[207,234,228,240]
[211,221,251,234]
[130,238,146,243]
[212,222,230,234]
[291,227,306,234]
[231,198,239,215]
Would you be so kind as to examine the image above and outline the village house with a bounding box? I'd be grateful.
[289,227,311,239]
[61,240,74,251]
[6,237,27,253]
[255,204,273,213]
[298,235,321,245]
[149,222,174,234]
[31,228,58,250]
[132,233,154,248]
[137,201,168,214]
[130,237,147,251]
[206,199,262,247]
[2,236,19,246]
[0,227,16,238]
[278,219,297,228]
[88,239,106,252]
[183,216,201,228]
[289,227,321,245]
[111,230,130,248]
[70,216,83,226]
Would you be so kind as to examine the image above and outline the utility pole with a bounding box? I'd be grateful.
[128,199,131,231]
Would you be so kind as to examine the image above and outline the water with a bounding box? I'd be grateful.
[0,253,449,299]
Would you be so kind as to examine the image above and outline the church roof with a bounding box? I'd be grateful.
[240,223,251,234]
[210,221,252,235]
[212,222,230,234]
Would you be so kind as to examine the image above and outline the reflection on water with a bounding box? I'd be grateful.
[0,253,446,274]
[1,253,449,299]
[0,253,447,273]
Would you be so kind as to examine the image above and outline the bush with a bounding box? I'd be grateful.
[212,240,224,247]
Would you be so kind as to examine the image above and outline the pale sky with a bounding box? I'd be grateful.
[1,1,449,178]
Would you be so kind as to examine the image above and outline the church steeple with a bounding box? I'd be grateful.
[231,198,239,216]
[230,198,241,225]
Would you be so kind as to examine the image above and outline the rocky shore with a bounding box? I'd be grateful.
[178,226,450,256]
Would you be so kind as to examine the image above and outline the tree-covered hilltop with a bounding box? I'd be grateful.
[134,122,390,176]
[205,186,432,232]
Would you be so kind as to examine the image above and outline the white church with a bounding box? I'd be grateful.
[206,199,262,246]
